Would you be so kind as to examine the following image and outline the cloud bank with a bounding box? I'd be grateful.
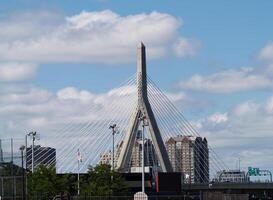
[177,42,273,93]
[195,97,273,171]
[178,67,273,93]
[0,63,37,82]
[0,10,199,64]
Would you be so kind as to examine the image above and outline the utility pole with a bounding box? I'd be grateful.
[27,132,37,173]
[109,124,118,171]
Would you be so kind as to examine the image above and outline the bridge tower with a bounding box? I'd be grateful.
[116,43,173,172]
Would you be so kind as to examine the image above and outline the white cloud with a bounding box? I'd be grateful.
[165,91,188,102]
[207,112,228,124]
[0,11,63,42]
[0,10,198,64]
[195,96,273,171]
[0,63,37,82]
[107,85,136,96]
[57,87,94,102]
[232,101,260,116]
[174,37,201,57]
[178,67,272,93]
[258,42,273,62]
[27,117,49,128]
[199,99,273,139]
[0,84,137,133]
[66,10,118,30]
[265,96,273,113]
[0,88,51,104]
[0,83,138,171]
[199,100,273,140]
[176,42,273,94]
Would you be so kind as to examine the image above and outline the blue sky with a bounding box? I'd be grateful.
[1,0,273,175]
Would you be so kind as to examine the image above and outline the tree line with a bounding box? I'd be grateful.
[27,164,128,199]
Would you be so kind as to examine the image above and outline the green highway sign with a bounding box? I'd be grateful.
[248,167,260,176]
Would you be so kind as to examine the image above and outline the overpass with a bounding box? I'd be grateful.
[182,182,273,197]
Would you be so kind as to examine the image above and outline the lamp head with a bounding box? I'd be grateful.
[19,145,25,151]
[27,131,37,136]
[109,124,116,129]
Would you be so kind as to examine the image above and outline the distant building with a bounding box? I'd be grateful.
[100,130,158,171]
[26,145,56,171]
[130,131,157,169]
[99,151,112,165]
[99,141,123,167]
[165,135,209,183]
[216,170,248,183]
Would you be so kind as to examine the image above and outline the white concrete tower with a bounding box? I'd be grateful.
[116,43,173,172]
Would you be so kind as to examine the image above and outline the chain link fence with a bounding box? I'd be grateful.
[28,195,198,200]
[0,138,26,200]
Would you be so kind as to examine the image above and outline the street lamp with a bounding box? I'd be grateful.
[27,132,37,173]
[19,145,25,200]
[139,114,148,193]
[109,124,118,171]
[77,149,83,196]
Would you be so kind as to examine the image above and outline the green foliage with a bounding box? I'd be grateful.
[81,164,128,196]
[27,165,71,199]
[26,164,127,198]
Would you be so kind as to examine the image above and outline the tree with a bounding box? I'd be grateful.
[27,165,71,199]
[81,164,127,196]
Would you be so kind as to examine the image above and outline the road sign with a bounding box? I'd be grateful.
[248,167,260,176]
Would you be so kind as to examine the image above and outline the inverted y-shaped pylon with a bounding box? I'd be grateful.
[116,43,173,172]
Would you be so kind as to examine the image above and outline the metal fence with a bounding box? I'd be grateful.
[0,138,26,200]
[0,138,25,167]
[0,176,24,200]
[0,195,199,200]
[70,196,195,200]
[30,195,198,200]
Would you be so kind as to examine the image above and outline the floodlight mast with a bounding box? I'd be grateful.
[27,131,37,173]
[19,145,26,200]
[109,124,118,171]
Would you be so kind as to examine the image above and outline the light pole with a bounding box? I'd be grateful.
[24,135,28,198]
[139,114,148,193]
[109,124,118,171]
[77,149,82,196]
[19,145,25,200]
[27,132,37,173]
[238,157,241,171]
